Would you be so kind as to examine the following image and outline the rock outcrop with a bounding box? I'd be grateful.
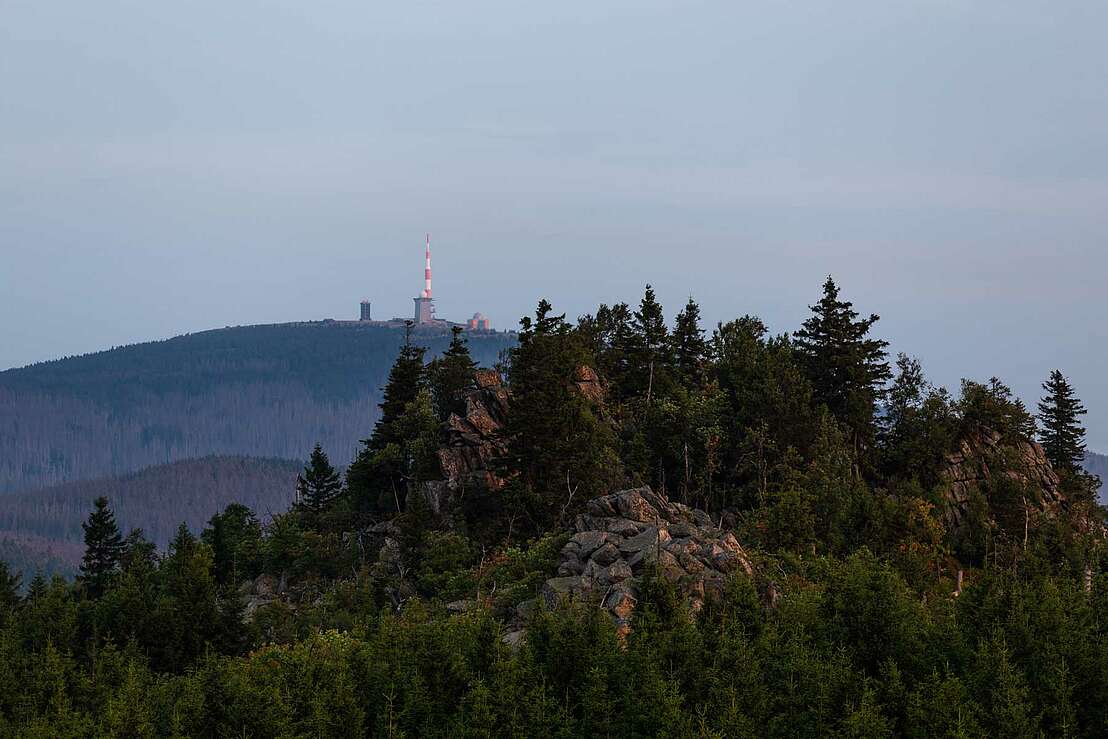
[416,369,511,515]
[439,369,511,492]
[419,366,609,514]
[938,429,1064,529]
[542,487,754,636]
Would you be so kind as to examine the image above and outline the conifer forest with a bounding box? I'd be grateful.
[2,280,1106,738]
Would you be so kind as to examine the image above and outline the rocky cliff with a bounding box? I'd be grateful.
[938,429,1065,529]
[419,366,607,514]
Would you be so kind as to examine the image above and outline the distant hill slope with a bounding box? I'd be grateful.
[0,455,302,578]
[1084,451,1107,504]
[0,322,515,493]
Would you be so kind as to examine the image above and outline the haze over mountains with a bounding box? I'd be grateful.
[0,321,514,495]
[0,456,302,579]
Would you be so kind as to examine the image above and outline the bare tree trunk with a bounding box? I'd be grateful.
[558,472,579,526]
[683,442,691,504]
[1023,497,1029,549]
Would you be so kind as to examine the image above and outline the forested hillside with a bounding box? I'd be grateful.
[1,281,1105,736]
[0,456,301,578]
[0,322,514,494]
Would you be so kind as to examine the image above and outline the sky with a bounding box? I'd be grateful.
[2,1,1106,448]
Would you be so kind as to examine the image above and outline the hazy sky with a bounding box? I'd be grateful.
[2,1,1106,448]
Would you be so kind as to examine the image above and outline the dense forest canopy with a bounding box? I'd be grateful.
[1,281,1105,737]
[0,321,515,493]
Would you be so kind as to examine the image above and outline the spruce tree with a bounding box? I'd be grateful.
[296,444,343,513]
[0,561,20,612]
[26,572,47,601]
[627,285,673,401]
[793,276,890,459]
[202,504,262,587]
[78,496,125,598]
[155,523,220,671]
[121,527,157,572]
[671,296,708,388]
[584,301,634,398]
[347,323,428,513]
[501,299,621,529]
[1037,370,1087,475]
[427,325,477,420]
[373,322,428,449]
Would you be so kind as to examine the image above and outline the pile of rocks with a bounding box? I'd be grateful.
[542,487,754,635]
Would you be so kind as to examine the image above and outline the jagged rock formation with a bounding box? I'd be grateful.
[938,429,1064,529]
[420,366,608,514]
[416,369,511,515]
[542,487,754,636]
[573,365,605,404]
[437,369,510,492]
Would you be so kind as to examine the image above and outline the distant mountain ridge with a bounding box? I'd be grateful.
[0,321,515,494]
[0,455,302,578]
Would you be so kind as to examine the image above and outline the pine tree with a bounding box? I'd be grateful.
[155,523,220,671]
[582,301,634,398]
[347,323,428,513]
[671,296,708,388]
[628,285,673,401]
[26,572,47,601]
[0,561,20,612]
[296,444,343,513]
[501,299,622,529]
[373,322,428,449]
[793,276,890,459]
[78,496,125,598]
[1038,370,1087,475]
[121,528,157,572]
[202,504,262,587]
[427,325,477,420]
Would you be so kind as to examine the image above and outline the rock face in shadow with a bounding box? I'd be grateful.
[542,487,755,637]
[416,369,512,516]
[938,429,1064,529]
[418,366,609,515]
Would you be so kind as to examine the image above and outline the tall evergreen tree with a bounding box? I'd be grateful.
[347,323,428,514]
[202,504,262,587]
[120,527,157,572]
[501,300,622,529]
[372,322,428,449]
[793,277,890,460]
[154,523,223,671]
[78,496,125,598]
[671,296,708,388]
[296,444,343,514]
[879,354,958,488]
[0,561,20,612]
[1037,370,1087,475]
[26,572,47,602]
[625,285,674,402]
[582,301,634,397]
[712,316,818,506]
[427,326,478,420]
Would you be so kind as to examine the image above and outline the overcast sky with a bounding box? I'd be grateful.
[2,1,1106,448]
